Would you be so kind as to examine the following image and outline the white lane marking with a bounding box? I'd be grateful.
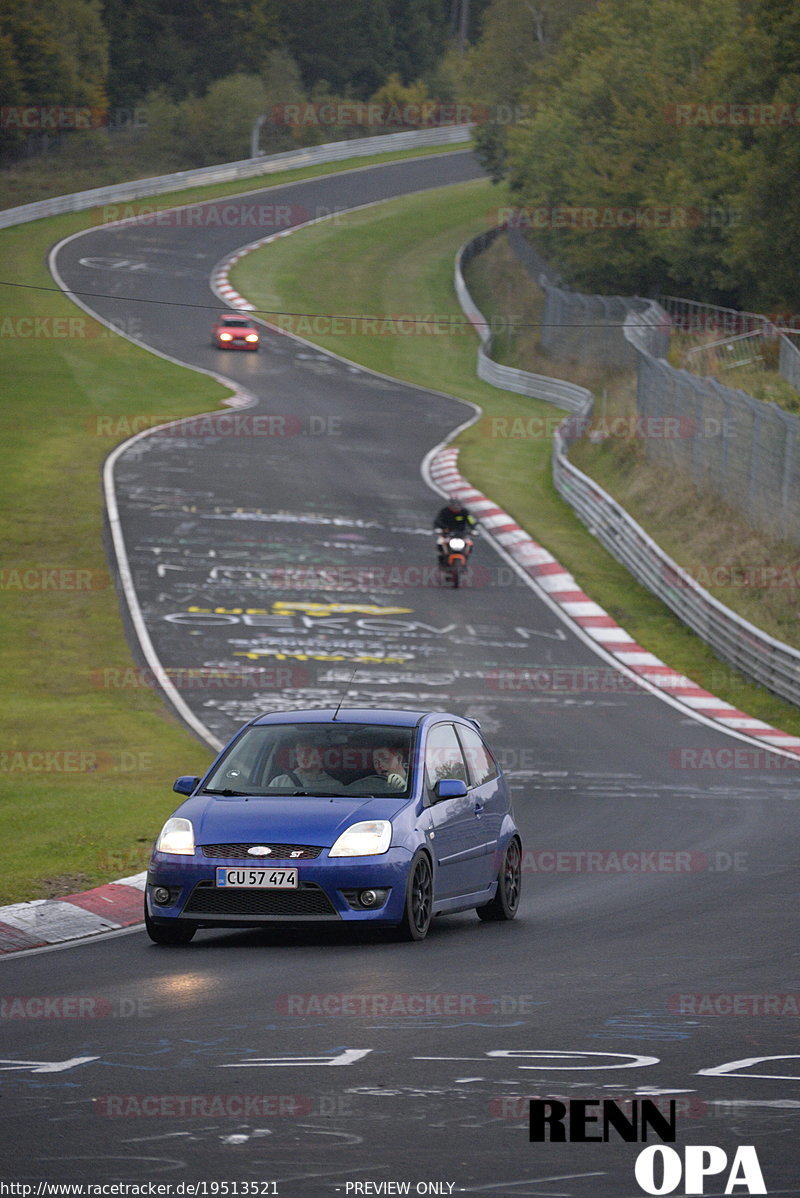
[221,1048,372,1068]
[459,1175,606,1192]
[0,1056,99,1073]
[699,1054,800,1080]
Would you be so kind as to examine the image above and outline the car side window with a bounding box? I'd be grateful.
[455,724,499,788]
[424,723,468,797]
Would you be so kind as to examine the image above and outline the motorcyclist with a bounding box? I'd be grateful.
[434,496,476,564]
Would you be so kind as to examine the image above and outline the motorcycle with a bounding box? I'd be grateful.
[437,530,474,588]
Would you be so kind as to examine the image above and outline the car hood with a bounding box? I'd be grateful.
[174,794,405,848]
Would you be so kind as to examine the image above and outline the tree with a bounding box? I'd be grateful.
[275,0,394,98]
[706,0,800,310]
[387,0,448,84]
[464,0,596,183]
[0,0,108,156]
[102,0,281,107]
[0,0,92,103]
[140,72,269,167]
[504,0,746,299]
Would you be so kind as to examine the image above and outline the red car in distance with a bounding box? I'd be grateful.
[211,312,260,351]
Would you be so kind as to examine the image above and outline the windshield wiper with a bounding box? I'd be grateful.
[202,787,254,796]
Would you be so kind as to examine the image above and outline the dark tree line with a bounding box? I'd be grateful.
[468,0,800,312]
[1,0,492,122]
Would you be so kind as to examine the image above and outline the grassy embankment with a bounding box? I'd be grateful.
[230,178,800,737]
[0,133,463,209]
[464,236,800,652]
[0,142,467,904]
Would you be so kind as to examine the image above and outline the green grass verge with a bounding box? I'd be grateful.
[465,237,800,655]
[230,180,800,738]
[2,141,467,215]
[0,141,467,905]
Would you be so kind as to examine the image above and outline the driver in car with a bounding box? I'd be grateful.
[372,744,407,790]
[347,744,408,794]
[270,738,339,790]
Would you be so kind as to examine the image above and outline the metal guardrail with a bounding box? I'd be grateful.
[553,418,800,706]
[0,125,473,230]
[454,230,591,414]
[685,329,769,374]
[660,293,800,392]
[659,295,769,338]
[780,334,800,390]
[454,226,800,708]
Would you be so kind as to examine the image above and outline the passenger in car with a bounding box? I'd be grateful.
[270,738,340,790]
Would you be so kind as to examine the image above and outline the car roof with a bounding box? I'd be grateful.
[217,314,254,323]
[249,708,456,729]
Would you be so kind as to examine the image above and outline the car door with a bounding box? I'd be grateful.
[454,722,505,888]
[424,722,484,898]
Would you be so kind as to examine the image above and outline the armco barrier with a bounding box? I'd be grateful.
[0,125,472,230]
[454,228,800,708]
[454,230,590,414]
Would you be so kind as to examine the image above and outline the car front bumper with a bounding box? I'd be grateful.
[146,848,414,927]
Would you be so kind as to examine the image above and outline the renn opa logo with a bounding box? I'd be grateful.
[529,1100,766,1194]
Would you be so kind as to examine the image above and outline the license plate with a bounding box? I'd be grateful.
[215,867,298,889]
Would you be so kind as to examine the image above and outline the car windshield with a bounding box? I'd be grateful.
[222,318,250,327]
[203,722,415,798]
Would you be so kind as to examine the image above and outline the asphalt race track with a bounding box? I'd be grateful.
[2,150,799,1196]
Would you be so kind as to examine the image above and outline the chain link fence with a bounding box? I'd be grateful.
[455,225,800,707]
[504,230,800,547]
[506,227,665,369]
[780,335,800,390]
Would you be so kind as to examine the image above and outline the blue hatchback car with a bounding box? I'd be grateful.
[145,708,522,943]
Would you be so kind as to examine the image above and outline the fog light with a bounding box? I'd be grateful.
[359,889,380,907]
[153,886,171,905]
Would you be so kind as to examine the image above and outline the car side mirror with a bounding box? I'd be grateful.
[434,778,468,801]
[173,775,200,796]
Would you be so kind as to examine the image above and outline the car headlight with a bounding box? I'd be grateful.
[219,332,233,341]
[156,817,195,855]
[245,333,259,342]
[329,820,392,857]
